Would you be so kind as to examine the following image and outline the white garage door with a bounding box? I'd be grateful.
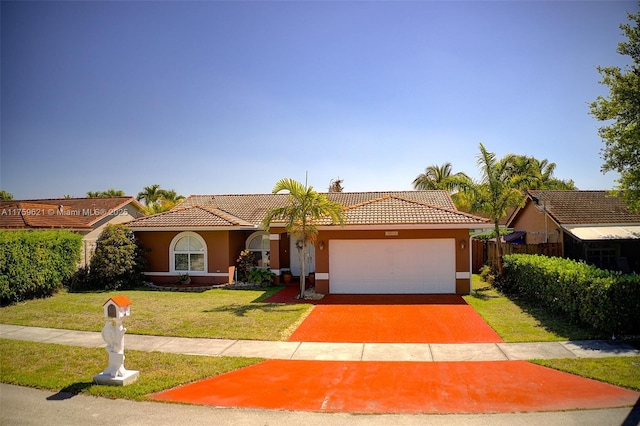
[329,239,455,294]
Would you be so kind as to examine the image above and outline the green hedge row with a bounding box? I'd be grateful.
[0,230,82,305]
[501,254,640,336]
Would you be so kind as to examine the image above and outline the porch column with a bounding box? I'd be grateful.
[269,233,281,284]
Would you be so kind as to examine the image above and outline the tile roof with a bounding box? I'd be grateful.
[126,206,256,228]
[320,195,488,225]
[526,190,640,225]
[129,191,487,229]
[0,197,144,230]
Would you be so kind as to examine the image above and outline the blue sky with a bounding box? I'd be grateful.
[1,1,637,199]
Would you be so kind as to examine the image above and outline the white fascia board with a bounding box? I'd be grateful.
[316,223,492,231]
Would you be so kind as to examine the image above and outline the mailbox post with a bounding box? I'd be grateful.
[93,295,139,386]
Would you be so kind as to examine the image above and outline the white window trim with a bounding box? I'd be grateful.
[169,231,208,274]
[246,231,270,269]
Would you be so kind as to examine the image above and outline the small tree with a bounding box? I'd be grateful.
[262,178,345,298]
[236,249,255,283]
[463,144,532,273]
[89,224,146,290]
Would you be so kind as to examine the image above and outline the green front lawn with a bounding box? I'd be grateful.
[463,275,607,342]
[0,286,312,341]
[0,338,262,400]
[532,356,640,391]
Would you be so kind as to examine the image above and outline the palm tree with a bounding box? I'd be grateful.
[505,156,576,190]
[328,178,344,193]
[262,178,345,299]
[86,189,125,198]
[138,186,185,214]
[465,144,533,273]
[137,184,162,206]
[413,163,470,192]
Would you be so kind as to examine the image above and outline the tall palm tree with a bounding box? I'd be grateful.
[262,178,345,299]
[465,144,532,273]
[413,163,470,192]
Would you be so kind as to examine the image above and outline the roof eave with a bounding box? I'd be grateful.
[129,225,258,232]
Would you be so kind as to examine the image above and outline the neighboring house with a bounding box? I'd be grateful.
[127,191,490,295]
[0,197,146,266]
[506,190,640,273]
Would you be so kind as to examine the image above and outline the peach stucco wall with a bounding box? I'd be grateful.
[135,230,248,285]
[511,200,562,244]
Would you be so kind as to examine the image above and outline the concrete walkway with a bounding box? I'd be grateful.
[2,323,639,361]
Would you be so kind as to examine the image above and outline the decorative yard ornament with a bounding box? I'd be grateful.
[93,295,140,386]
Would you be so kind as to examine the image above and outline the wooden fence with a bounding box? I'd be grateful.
[472,239,562,273]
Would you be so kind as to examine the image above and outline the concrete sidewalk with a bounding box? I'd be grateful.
[2,323,639,361]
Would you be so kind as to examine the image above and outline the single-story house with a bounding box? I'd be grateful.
[0,197,146,265]
[506,190,640,273]
[127,191,490,295]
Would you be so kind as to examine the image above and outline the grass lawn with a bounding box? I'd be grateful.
[0,338,262,400]
[463,275,607,342]
[532,356,640,391]
[0,286,312,341]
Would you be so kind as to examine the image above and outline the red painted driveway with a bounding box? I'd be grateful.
[151,359,640,413]
[286,294,503,343]
[150,289,639,413]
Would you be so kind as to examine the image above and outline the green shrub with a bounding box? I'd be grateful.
[479,264,497,285]
[247,268,275,286]
[0,230,82,305]
[501,254,640,336]
[79,224,146,291]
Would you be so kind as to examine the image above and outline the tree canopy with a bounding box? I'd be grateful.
[590,5,640,212]
[86,189,126,198]
[137,184,185,214]
[412,163,470,192]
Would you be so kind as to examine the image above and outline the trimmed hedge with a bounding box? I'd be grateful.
[501,254,640,336]
[0,230,82,305]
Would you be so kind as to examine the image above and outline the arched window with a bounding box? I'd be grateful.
[246,232,270,268]
[170,232,206,273]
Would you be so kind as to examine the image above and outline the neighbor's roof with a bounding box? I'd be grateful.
[128,191,488,229]
[0,197,144,230]
[523,190,640,225]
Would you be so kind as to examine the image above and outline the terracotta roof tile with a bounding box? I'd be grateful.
[126,206,256,228]
[131,191,486,229]
[324,195,488,225]
[0,197,144,229]
[527,190,640,225]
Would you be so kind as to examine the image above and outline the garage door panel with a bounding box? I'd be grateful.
[329,239,455,294]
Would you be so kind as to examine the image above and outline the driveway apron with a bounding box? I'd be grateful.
[152,290,640,413]
[286,294,503,343]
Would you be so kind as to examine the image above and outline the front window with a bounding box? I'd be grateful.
[171,232,206,272]
[246,232,270,268]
